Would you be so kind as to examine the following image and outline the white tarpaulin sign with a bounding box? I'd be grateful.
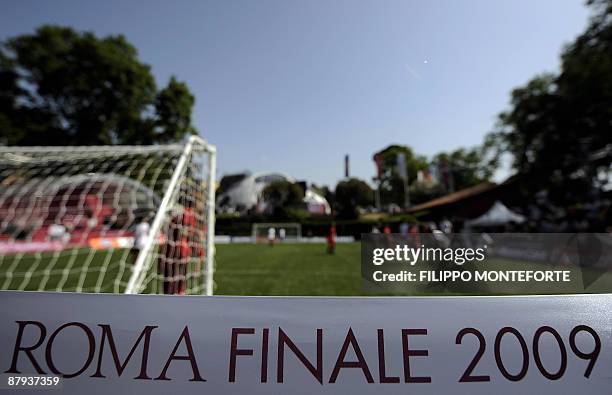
[0,291,610,394]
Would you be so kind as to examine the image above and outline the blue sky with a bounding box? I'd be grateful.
[1,0,590,187]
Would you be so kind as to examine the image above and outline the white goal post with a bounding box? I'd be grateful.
[0,135,217,296]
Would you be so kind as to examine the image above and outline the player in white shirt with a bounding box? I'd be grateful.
[135,220,150,250]
[131,217,151,263]
[48,223,67,242]
[267,227,276,247]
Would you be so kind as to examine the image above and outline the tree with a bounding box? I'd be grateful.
[409,180,445,205]
[373,145,428,207]
[154,77,196,143]
[262,181,305,219]
[432,146,497,193]
[334,178,374,219]
[490,0,612,207]
[0,25,197,146]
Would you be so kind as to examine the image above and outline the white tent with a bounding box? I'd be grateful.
[216,172,331,215]
[465,201,526,227]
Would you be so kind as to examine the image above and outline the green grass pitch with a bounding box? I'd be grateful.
[1,242,610,295]
[0,243,362,295]
[215,243,362,296]
[215,242,612,296]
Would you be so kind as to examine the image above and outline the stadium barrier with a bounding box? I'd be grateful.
[1,291,610,394]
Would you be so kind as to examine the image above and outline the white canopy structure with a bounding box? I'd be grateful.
[216,172,331,215]
[465,201,526,227]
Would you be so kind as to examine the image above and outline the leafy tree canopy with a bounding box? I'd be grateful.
[0,25,196,146]
[262,180,305,219]
[373,145,428,185]
[334,178,374,219]
[373,145,428,207]
[490,0,612,204]
[432,146,498,192]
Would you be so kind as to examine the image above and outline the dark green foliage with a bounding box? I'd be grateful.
[432,146,497,191]
[490,0,612,206]
[262,180,306,219]
[334,178,374,218]
[373,145,428,207]
[0,26,196,145]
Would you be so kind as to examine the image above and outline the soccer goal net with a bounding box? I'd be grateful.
[251,223,302,243]
[0,135,216,295]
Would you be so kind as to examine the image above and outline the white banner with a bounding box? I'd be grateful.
[0,291,611,394]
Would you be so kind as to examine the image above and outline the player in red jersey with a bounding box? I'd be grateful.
[327,223,337,254]
[159,214,191,295]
